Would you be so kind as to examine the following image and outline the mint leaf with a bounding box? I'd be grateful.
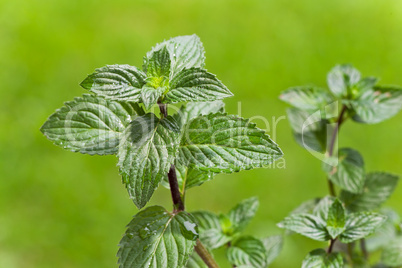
[80,65,146,101]
[326,148,365,193]
[278,214,331,241]
[178,113,283,173]
[144,46,171,78]
[327,64,361,98]
[290,198,321,216]
[262,235,283,266]
[280,86,334,111]
[340,172,399,212]
[226,236,267,268]
[40,94,141,155]
[164,68,233,103]
[382,237,402,267]
[302,248,343,268]
[117,206,197,268]
[173,101,225,128]
[339,212,387,243]
[186,252,209,268]
[351,85,402,124]
[326,199,346,239]
[145,34,205,77]
[228,197,259,234]
[366,208,400,252]
[287,108,331,152]
[192,211,231,249]
[118,113,180,209]
[313,196,335,223]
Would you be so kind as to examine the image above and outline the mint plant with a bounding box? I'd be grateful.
[279,64,402,267]
[40,35,284,267]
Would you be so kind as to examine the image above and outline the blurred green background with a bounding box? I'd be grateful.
[1,0,402,267]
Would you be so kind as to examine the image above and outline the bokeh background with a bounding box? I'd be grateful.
[1,0,402,267]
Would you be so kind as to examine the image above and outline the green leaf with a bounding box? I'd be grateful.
[326,199,346,239]
[366,208,401,252]
[340,172,399,212]
[40,94,141,155]
[144,46,171,78]
[325,148,365,193]
[313,196,335,223]
[226,236,267,268]
[118,113,180,209]
[351,85,402,124]
[280,86,334,111]
[287,108,331,152]
[141,86,165,110]
[339,212,387,243]
[145,34,205,77]
[117,206,198,268]
[186,252,208,268]
[228,197,259,234]
[192,211,231,249]
[302,248,343,268]
[178,113,283,173]
[161,164,214,193]
[327,64,361,97]
[278,214,331,241]
[382,237,402,267]
[173,101,225,128]
[262,235,283,266]
[164,68,233,103]
[80,65,146,101]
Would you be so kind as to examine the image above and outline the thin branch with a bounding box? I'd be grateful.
[327,239,336,254]
[360,238,368,260]
[158,103,218,266]
[194,239,220,268]
[326,104,348,196]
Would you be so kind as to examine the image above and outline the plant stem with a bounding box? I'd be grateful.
[194,239,220,268]
[327,239,336,254]
[360,239,368,260]
[158,103,218,267]
[326,104,348,196]
[168,165,185,211]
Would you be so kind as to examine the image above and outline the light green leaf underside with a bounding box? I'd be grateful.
[278,214,330,241]
[339,212,387,243]
[326,148,365,193]
[80,65,146,101]
[192,211,230,249]
[173,101,225,128]
[340,172,399,212]
[280,86,334,111]
[262,235,283,266]
[178,113,283,173]
[327,64,361,97]
[228,197,259,234]
[117,206,198,268]
[382,237,402,267]
[287,108,331,152]
[351,86,402,124]
[118,113,180,209]
[226,236,267,268]
[164,68,233,103]
[40,94,139,155]
[186,252,208,268]
[302,248,343,268]
[145,34,205,77]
